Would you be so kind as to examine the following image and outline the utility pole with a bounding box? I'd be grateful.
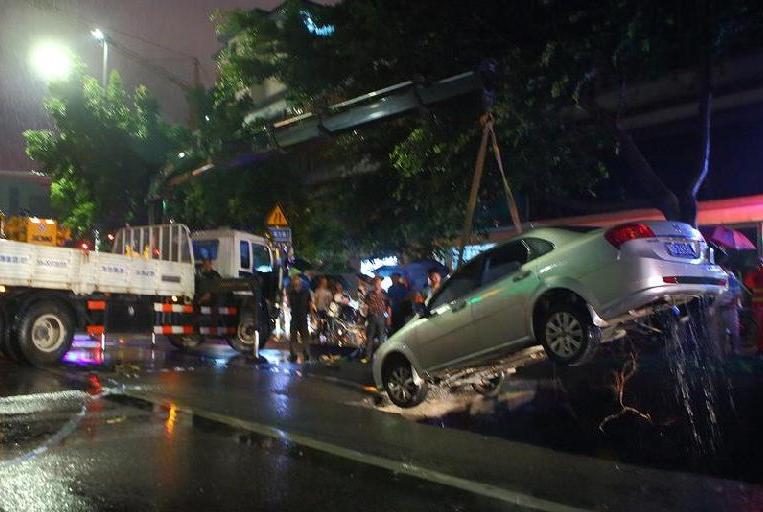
[193,57,201,88]
[188,57,202,129]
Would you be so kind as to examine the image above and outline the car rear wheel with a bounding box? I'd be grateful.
[15,301,75,366]
[540,303,600,366]
[383,356,428,408]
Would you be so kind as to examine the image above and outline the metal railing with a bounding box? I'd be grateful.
[112,224,193,263]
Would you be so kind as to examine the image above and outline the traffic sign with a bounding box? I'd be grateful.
[268,226,292,243]
[265,204,289,226]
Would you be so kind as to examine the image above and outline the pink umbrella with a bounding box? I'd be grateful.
[701,225,756,250]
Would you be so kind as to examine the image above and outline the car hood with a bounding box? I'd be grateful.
[386,314,425,347]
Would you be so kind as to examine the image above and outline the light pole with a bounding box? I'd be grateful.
[91,28,108,87]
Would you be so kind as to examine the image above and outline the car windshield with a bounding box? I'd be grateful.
[252,244,272,272]
[428,255,484,309]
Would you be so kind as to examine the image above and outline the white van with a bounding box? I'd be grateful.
[191,228,274,278]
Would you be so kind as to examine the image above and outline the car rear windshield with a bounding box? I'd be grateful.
[544,225,599,233]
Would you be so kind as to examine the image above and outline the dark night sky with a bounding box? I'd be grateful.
[0,0,283,172]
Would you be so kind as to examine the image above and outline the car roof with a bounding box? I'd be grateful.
[453,227,593,271]
[497,226,597,248]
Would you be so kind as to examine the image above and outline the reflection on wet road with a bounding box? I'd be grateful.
[1,335,762,511]
[0,391,505,512]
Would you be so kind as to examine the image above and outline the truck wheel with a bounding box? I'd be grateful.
[539,303,600,366]
[15,301,75,366]
[227,312,269,354]
[382,356,428,408]
[1,331,25,363]
[0,316,22,362]
[167,335,205,350]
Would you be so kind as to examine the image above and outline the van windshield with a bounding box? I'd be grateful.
[192,240,219,261]
[252,244,272,271]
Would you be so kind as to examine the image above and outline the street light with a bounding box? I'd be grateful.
[30,41,73,82]
[91,28,108,87]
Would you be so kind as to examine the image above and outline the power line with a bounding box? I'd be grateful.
[108,39,194,91]
[106,26,197,62]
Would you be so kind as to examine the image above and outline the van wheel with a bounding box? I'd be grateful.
[16,301,75,366]
[540,303,600,366]
[167,335,205,350]
[383,356,428,408]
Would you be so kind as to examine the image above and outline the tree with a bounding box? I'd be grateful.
[25,68,188,236]
[212,0,610,259]
[207,0,763,262]
[533,1,763,224]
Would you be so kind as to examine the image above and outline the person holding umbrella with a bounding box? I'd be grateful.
[703,225,759,354]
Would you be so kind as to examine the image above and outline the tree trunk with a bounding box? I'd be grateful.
[581,98,681,221]
[546,195,652,214]
[679,63,713,227]
[581,65,713,227]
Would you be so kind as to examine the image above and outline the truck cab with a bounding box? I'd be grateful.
[191,228,274,278]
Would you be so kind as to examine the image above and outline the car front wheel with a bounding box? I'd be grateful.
[383,356,428,408]
[539,303,600,366]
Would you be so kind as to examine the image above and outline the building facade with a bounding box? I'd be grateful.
[0,170,52,217]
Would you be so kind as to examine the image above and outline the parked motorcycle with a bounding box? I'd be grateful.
[316,300,366,348]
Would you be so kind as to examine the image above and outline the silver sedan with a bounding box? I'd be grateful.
[373,221,728,407]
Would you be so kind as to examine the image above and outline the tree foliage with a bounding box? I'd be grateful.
[532,1,763,223]
[206,0,616,260]
[209,0,763,261]
[25,68,188,236]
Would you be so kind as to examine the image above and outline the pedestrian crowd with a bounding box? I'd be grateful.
[284,268,446,363]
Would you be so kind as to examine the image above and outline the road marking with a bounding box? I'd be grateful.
[0,390,91,414]
[0,390,107,468]
[121,388,592,512]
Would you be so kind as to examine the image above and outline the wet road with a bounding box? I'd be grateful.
[1,335,762,511]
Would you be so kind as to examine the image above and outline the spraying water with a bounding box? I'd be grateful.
[660,298,736,467]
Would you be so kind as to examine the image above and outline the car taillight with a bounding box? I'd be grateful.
[604,223,656,248]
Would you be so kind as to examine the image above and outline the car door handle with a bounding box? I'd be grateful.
[450,300,467,312]
[512,271,531,282]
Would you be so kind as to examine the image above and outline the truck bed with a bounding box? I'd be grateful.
[0,239,194,297]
